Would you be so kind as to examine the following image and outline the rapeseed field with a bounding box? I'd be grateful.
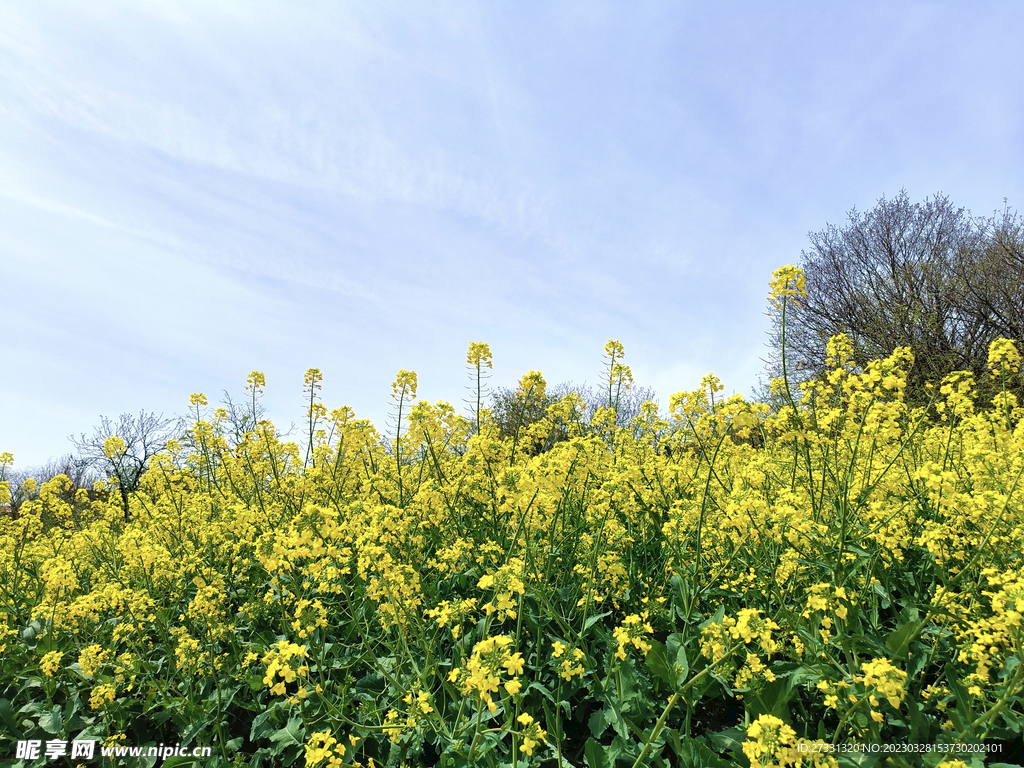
[2,268,1022,767]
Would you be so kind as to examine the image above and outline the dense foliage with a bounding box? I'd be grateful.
[2,268,1023,768]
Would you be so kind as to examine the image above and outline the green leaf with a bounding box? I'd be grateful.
[39,704,62,735]
[584,738,611,768]
[162,757,205,768]
[588,708,607,739]
[745,678,793,723]
[671,574,694,622]
[675,644,690,685]
[907,648,929,680]
[904,694,926,744]
[181,717,215,746]
[871,581,891,608]
[617,658,641,705]
[584,611,612,633]
[646,639,674,689]
[21,621,41,649]
[946,663,975,738]
[885,620,921,659]
[270,716,305,748]
[608,733,637,763]
[782,664,819,692]
[604,703,629,740]
[0,698,21,733]
[708,728,744,759]
[250,708,281,742]
[669,733,732,768]
[999,655,1020,680]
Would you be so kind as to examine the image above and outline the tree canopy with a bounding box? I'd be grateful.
[769,190,1024,406]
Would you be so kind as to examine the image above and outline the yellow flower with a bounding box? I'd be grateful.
[262,640,309,697]
[556,647,586,681]
[247,370,266,393]
[305,730,346,767]
[89,683,117,710]
[768,265,807,309]
[516,713,547,756]
[988,338,1022,373]
[613,612,654,659]
[467,342,493,369]
[860,657,907,710]
[392,369,418,401]
[103,436,126,458]
[40,651,63,677]
[504,652,525,677]
[743,714,797,768]
[78,645,111,678]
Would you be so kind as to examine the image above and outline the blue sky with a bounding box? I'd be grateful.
[3,1,1023,469]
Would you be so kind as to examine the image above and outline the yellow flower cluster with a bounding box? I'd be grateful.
[857,657,908,711]
[89,683,117,711]
[767,265,807,309]
[40,650,62,677]
[448,634,524,712]
[801,584,851,645]
[262,640,309,698]
[988,337,1022,373]
[467,341,493,369]
[551,640,586,681]
[612,612,654,660]
[305,730,358,767]
[515,712,547,756]
[730,609,781,655]
[423,597,477,639]
[77,644,112,678]
[699,609,782,690]
[292,598,328,639]
[477,559,526,621]
[742,714,797,768]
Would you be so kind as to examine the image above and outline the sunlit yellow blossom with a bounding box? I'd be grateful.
[262,640,309,697]
[516,712,547,756]
[89,683,117,710]
[743,714,797,768]
[768,265,807,309]
[304,730,346,767]
[613,612,654,659]
[40,651,63,677]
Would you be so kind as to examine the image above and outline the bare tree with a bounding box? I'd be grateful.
[768,191,1023,406]
[218,389,270,447]
[71,412,180,519]
[956,203,1024,344]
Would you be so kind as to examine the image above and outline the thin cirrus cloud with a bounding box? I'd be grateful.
[2,1,1023,468]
